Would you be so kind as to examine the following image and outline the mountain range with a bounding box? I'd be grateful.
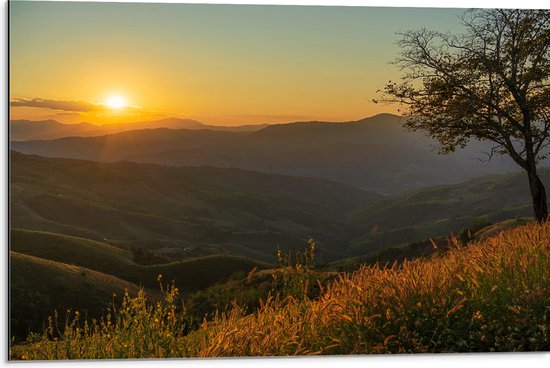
[10,117,267,141]
[11,113,524,194]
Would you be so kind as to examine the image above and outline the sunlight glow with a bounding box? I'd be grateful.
[106,95,127,110]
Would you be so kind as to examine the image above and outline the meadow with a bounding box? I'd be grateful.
[11,220,549,359]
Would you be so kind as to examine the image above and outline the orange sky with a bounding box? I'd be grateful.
[10,2,463,126]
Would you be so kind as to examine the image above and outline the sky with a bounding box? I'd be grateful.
[9,1,467,126]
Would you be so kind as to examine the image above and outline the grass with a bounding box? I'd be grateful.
[10,228,271,339]
[10,220,550,359]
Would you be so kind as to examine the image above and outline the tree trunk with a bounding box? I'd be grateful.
[527,169,548,223]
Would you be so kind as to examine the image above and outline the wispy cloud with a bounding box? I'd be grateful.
[10,98,107,112]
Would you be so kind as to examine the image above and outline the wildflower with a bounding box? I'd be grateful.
[473,311,483,320]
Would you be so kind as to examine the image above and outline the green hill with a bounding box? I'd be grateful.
[11,152,381,262]
[11,228,136,277]
[11,151,550,260]
[348,169,550,255]
[10,251,143,340]
[10,229,271,339]
[10,228,270,291]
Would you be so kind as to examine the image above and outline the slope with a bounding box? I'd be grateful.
[11,152,381,261]
[348,168,550,255]
[10,251,142,339]
[10,230,271,338]
[11,221,550,357]
[10,228,272,291]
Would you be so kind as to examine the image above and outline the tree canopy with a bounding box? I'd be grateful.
[378,9,550,221]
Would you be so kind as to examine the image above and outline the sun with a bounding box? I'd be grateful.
[106,95,127,110]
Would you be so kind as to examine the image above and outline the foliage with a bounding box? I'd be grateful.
[271,238,317,299]
[377,9,550,221]
[379,9,550,159]
[11,221,550,359]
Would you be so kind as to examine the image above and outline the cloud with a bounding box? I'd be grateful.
[10,98,106,112]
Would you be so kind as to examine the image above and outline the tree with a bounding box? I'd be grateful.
[377,9,550,222]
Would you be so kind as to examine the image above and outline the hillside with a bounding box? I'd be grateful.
[11,221,550,358]
[12,113,523,194]
[348,168,550,255]
[10,228,271,291]
[11,152,381,262]
[12,151,549,260]
[10,229,271,339]
[10,251,143,339]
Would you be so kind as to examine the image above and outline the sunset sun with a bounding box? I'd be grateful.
[106,95,127,110]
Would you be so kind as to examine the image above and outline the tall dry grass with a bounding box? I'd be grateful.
[11,222,550,359]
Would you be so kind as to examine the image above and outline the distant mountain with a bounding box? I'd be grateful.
[12,113,524,194]
[10,119,100,140]
[10,118,267,141]
[11,152,382,263]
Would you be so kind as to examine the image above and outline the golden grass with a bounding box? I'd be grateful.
[11,221,550,359]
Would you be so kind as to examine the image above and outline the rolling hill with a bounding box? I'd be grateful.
[12,151,549,260]
[10,228,270,291]
[11,152,381,262]
[10,251,143,339]
[347,168,550,255]
[10,229,271,339]
[11,113,522,194]
[10,153,550,342]
[12,221,550,357]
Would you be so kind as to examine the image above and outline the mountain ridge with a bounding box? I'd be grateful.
[10,117,269,141]
[11,113,523,194]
